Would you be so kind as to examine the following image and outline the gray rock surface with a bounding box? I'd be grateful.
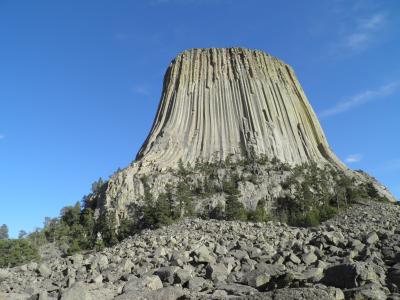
[1,201,400,299]
[136,48,342,169]
[88,47,395,225]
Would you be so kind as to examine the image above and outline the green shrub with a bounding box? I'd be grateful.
[0,239,40,268]
[225,194,247,221]
[247,199,270,222]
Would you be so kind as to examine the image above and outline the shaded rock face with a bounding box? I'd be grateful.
[136,48,343,170]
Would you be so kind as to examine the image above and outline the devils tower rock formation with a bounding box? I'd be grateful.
[91,48,395,219]
[136,48,343,170]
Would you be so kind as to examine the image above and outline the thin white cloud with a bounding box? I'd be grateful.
[132,84,151,96]
[115,33,130,40]
[345,33,369,50]
[0,134,5,140]
[345,154,363,163]
[359,13,385,30]
[332,12,387,53]
[319,81,399,118]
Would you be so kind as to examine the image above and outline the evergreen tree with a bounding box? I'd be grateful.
[225,194,247,221]
[95,212,118,246]
[18,230,27,239]
[176,181,194,217]
[60,202,81,227]
[92,177,105,193]
[0,224,9,240]
[0,239,39,268]
[223,175,247,221]
[248,199,270,222]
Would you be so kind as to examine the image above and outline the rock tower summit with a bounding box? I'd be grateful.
[136,48,344,171]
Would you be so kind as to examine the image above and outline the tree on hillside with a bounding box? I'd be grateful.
[92,177,105,193]
[0,224,9,240]
[18,230,27,239]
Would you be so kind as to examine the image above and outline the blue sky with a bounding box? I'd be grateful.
[0,0,399,237]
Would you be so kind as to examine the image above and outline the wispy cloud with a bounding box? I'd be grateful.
[319,81,399,118]
[132,84,151,96]
[115,33,130,40]
[344,12,386,51]
[359,13,385,30]
[345,154,363,163]
[0,134,5,140]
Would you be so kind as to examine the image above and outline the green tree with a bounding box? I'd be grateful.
[67,239,81,255]
[95,212,118,247]
[225,194,247,221]
[176,181,194,217]
[0,224,9,240]
[61,202,81,227]
[248,199,270,222]
[92,177,105,193]
[0,239,39,268]
[18,230,27,239]
[223,175,247,221]
[366,182,379,199]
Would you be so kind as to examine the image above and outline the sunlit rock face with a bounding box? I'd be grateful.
[93,48,395,218]
[135,48,344,171]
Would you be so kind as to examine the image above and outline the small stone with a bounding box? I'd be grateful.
[365,232,379,245]
[0,269,10,282]
[194,245,214,263]
[289,253,301,264]
[302,252,318,265]
[120,258,134,273]
[38,263,51,278]
[91,274,103,284]
[27,262,38,271]
[216,283,259,296]
[212,290,228,297]
[123,275,163,293]
[97,255,108,271]
[244,270,271,288]
[70,254,84,267]
[188,277,207,291]
[61,282,92,300]
[155,266,179,284]
[154,247,167,257]
[206,263,229,283]
[175,268,192,284]
[215,245,228,255]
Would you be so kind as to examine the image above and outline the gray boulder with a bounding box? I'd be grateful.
[61,282,92,300]
[122,275,163,293]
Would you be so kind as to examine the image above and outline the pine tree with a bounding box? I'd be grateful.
[0,224,9,240]
[176,181,194,217]
[225,194,247,221]
[248,199,270,222]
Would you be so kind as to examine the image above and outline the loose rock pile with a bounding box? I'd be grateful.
[1,201,400,299]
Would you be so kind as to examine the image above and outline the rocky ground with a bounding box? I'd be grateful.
[1,200,400,300]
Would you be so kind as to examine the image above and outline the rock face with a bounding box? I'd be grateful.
[91,47,395,217]
[136,47,343,170]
